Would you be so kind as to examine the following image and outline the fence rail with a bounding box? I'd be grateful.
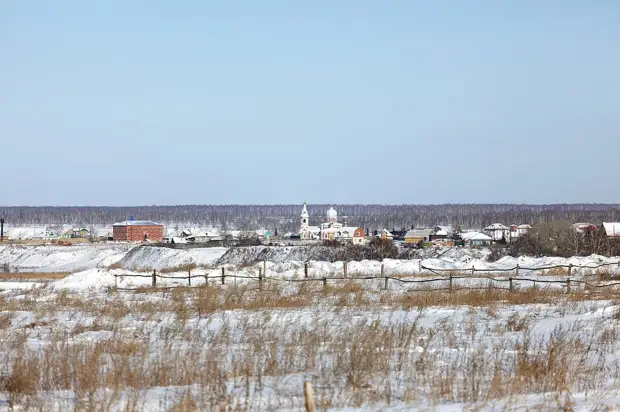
[111,260,620,293]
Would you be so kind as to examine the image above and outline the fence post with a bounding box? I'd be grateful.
[188,270,191,287]
[205,271,208,285]
[381,263,385,278]
[114,274,117,289]
[509,277,513,292]
[515,264,520,277]
[343,261,348,278]
[568,264,573,277]
[152,269,157,288]
[322,277,327,290]
[566,278,571,294]
[384,276,389,290]
[221,267,225,285]
[418,260,422,274]
[304,381,316,412]
[449,273,453,292]
[304,262,309,278]
[263,260,267,278]
[258,267,263,291]
[471,266,475,276]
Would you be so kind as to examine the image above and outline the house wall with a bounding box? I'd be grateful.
[113,225,164,242]
[113,226,127,241]
[351,228,365,245]
[352,237,365,245]
[405,237,424,244]
[190,236,211,244]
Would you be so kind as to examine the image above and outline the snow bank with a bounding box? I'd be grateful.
[0,244,134,272]
[53,268,114,289]
[254,254,620,277]
[116,246,228,270]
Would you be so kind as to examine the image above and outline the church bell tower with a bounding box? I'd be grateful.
[300,202,309,230]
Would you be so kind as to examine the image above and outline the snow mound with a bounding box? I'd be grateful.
[54,268,115,290]
[0,244,134,272]
[117,246,228,270]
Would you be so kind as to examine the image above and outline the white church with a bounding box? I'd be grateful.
[299,203,365,244]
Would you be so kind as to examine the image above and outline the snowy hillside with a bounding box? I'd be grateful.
[0,244,134,272]
[117,246,228,270]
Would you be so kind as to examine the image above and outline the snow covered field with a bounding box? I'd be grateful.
[0,278,620,410]
[1,245,620,410]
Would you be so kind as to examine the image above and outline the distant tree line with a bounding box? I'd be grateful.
[1,204,620,233]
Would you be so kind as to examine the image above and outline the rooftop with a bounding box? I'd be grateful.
[113,220,163,227]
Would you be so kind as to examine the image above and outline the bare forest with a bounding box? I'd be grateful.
[1,204,620,232]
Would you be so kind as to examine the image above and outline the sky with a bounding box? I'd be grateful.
[1,1,619,206]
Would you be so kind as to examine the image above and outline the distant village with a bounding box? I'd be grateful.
[2,204,620,248]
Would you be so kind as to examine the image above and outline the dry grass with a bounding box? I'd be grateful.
[0,281,617,410]
[388,286,567,308]
[160,263,198,274]
[4,238,92,245]
[540,267,573,276]
[595,268,620,281]
[0,272,69,280]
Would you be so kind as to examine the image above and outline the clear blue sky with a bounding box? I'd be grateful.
[1,1,619,206]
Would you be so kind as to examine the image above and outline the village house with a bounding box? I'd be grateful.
[483,223,509,241]
[380,229,394,241]
[255,229,273,242]
[404,229,432,245]
[182,229,221,244]
[429,226,451,242]
[163,236,187,244]
[61,228,90,239]
[390,229,408,241]
[461,232,493,247]
[482,223,531,243]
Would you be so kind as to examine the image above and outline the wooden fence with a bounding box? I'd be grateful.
[111,261,620,293]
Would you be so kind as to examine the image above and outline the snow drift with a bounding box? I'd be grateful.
[116,246,228,270]
[0,244,133,272]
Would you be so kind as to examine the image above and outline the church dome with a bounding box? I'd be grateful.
[326,207,337,221]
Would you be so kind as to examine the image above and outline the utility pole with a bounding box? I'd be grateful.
[0,218,4,242]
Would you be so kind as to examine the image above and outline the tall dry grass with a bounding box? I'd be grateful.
[0,282,617,410]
